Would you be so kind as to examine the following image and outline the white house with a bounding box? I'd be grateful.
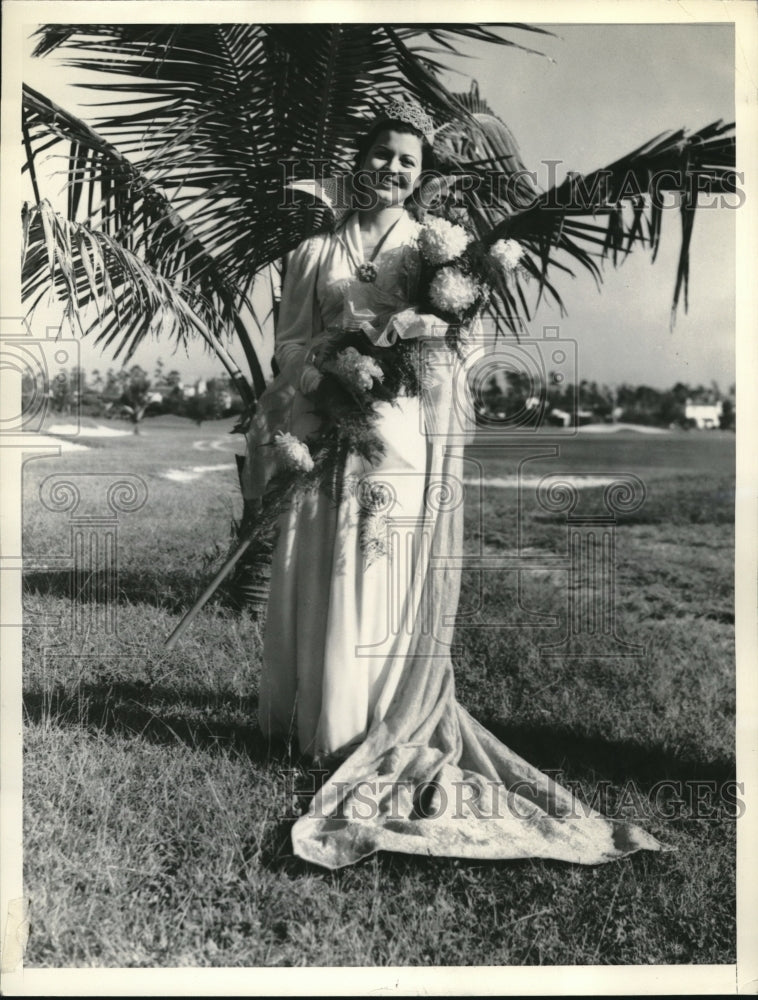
[684,399,721,431]
[549,407,572,427]
[183,379,207,399]
[547,407,595,428]
[685,399,722,429]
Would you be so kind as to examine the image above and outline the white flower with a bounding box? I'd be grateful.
[333,346,384,392]
[405,220,423,246]
[417,217,470,265]
[490,238,524,272]
[428,267,479,316]
[274,431,314,472]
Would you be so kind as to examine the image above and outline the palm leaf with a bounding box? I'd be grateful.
[488,120,736,322]
[428,95,733,330]
[23,83,266,395]
[22,201,254,404]
[24,23,735,359]
[26,25,546,273]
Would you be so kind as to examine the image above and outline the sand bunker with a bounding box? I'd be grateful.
[163,463,237,482]
[30,435,90,453]
[47,423,131,437]
[465,475,621,490]
[574,422,668,435]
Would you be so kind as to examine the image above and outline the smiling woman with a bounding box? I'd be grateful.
[242,101,665,870]
[342,127,427,282]
[12,15,745,975]
[19,23,736,390]
[352,118,431,216]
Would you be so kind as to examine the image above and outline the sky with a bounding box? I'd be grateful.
[21,21,736,391]
[438,23,735,392]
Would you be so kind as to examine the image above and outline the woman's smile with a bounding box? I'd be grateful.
[359,128,423,206]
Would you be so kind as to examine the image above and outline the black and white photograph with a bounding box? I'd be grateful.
[1,1,756,994]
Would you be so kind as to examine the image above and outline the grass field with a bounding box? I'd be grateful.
[21,415,736,967]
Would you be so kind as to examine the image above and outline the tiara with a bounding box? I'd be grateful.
[382,99,435,137]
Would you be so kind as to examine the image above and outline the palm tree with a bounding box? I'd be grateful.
[22,23,735,413]
[119,365,153,434]
[21,22,735,626]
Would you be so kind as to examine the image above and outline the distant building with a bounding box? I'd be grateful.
[183,378,207,399]
[685,399,722,429]
[546,407,595,428]
[548,407,572,427]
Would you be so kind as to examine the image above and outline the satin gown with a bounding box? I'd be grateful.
[243,211,665,869]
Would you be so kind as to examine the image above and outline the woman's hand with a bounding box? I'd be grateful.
[307,328,346,368]
[373,308,447,347]
[299,363,324,395]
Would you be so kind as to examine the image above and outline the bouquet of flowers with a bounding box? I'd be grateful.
[262,206,529,565]
[414,213,527,341]
[261,329,426,563]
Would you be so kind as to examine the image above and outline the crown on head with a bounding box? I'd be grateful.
[382,99,435,137]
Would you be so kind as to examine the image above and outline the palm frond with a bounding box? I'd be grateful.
[488,120,736,322]
[22,200,255,405]
[27,24,546,275]
[23,83,266,395]
[415,90,735,334]
[24,23,735,362]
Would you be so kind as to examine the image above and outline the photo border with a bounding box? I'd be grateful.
[2,1,756,995]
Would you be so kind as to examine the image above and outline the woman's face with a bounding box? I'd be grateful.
[359,128,424,208]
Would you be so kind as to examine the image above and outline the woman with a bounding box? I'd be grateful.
[243,102,664,870]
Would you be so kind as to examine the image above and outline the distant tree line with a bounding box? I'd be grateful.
[477,372,735,430]
[22,358,246,433]
[23,360,736,433]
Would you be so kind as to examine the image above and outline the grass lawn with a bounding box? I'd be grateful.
[21,417,736,967]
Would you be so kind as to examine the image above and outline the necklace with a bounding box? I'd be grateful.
[350,216,403,283]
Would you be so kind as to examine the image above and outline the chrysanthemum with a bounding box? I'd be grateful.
[489,238,524,272]
[274,431,314,472]
[428,267,478,317]
[334,346,384,391]
[417,217,470,265]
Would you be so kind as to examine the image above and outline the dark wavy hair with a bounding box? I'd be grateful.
[352,117,437,173]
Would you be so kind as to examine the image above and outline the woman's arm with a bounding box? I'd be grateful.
[274,236,325,388]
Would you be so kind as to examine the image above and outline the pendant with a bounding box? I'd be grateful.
[356,262,378,283]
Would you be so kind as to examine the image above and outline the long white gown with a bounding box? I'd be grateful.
[243,211,665,869]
